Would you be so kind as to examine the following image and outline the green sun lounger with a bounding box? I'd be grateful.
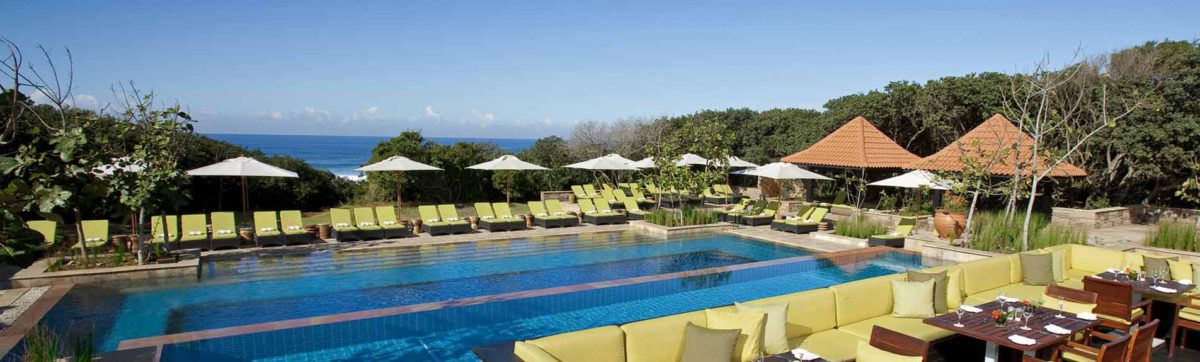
[703,187,735,204]
[545,199,580,227]
[209,212,240,249]
[418,205,470,236]
[868,217,916,247]
[149,215,179,249]
[599,189,619,204]
[716,199,753,222]
[771,205,829,234]
[475,202,514,232]
[330,208,361,242]
[437,205,473,234]
[593,199,626,224]
[622,198,649,220]
[353,207,387,240]
[374,206,409,238]
[631,188,654,204]
[579,199,624,225]
[253,211,286,247]
[740,201,780,226]
[582,184,602,198]
[492,203,527,231]
[571,185,597,200]
[77,219,109,250]
[176,214,209,250]
[27,220,57,246]
[527,201,570,228]
[280,210,312,245]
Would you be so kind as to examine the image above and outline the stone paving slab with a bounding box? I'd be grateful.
[723,226,859,253]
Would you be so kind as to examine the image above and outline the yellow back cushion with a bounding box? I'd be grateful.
[621,310,706,362]
[1007,254,1024,284]
[1169,259,1194,281]
[744,288,837,340]
[705,309,767,362]
[514,341,561,362]
[830,274,906,326]
[1068,244,1126,274]
[528,325,625,362]
[960,256,1014,295]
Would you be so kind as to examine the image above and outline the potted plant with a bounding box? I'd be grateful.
[933,193,968,239]
[990,309,1010,328]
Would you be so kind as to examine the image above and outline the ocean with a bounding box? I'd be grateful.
[206,134,537,178]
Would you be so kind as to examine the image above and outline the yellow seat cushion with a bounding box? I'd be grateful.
[744,288,837,341]
[856,340,923,362]
[1040,293,1096,316]
[526,325,624,362]
[514,341,561,362]
[964,284,1046,306]
[705,309,766,362]
[960,256,1015,295]
[830,274,907,326]
[1064,269,1094,282]
[838,315,956,342]
[1169,259,1194,281]
[1061,349,1097,362]
[1097,307,1145,324]
[1068,244,1127,274]
[1180,307,1200,323]
[795,329,862,362]
[621,310,705,362]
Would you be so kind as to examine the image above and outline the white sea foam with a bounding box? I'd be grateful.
[338,174,366,182]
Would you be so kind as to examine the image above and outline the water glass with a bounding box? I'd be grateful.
[1020,309,1034,330]
[954,308,965,328]
[1056,299,1065,318]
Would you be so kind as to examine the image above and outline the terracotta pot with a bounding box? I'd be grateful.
[933,210,965,239]
[317,224,331,239]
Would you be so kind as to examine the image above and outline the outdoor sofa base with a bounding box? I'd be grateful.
[740,216,775,226]
[479,219,524,232]
[332,228,361,242]
[624,212,645,220]
[210,237,241,250]
[283,232,314,245]
[255,234,287,247]
[426,223,472,236]
[868,236,906,248]
[583,213,626,225]
[770,221,820,234]
[171,239,211,251]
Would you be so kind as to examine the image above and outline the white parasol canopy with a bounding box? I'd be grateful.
[565,154,640,171]
[356,156,442,212]
[726,156,759,168]
[867,170,952,190]
[630,157,655,169]
[676,153,709,166]
[735,162,832,180]
[187,156,298,217]
[467,155,549,203]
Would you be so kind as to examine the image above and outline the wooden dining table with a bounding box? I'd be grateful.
[925,301,1100,362]
[1093,271,1196,298]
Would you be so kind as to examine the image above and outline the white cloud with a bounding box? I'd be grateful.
[543,117,554,126]
[28,88,98,109]
[347,106,383,121]
[300,106,332,121]
[423,105,440,118]
[252,111,285,120]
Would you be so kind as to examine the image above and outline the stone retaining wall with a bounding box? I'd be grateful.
[540,190,573,202]
[10,258,199,288]
[1127,205,1200,225]
[1051,206,1132,229]
[628,221,737,237]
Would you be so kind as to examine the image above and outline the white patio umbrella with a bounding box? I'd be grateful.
[676,153,709,166]
[187,156,299,217]
[630,157,655,169]
[565,154,640,186]
[725,156,759,168]
[867,170,952,190]
[356,156,442,212]
[467,155,549,204]
[735,162,832,201]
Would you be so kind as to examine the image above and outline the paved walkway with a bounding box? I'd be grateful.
[1087,224,1153,249]
[724,225,861,253]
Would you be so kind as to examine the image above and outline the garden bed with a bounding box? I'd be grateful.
[10,256,199,288]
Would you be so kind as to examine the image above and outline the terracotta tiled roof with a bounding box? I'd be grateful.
[780,116,921,169]
[905,114,1087,177]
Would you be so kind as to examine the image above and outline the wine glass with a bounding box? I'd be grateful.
[1056,299,1065,319]
[954,307,966,328]
[1020,307,1034,330]
[998,291,1008,309]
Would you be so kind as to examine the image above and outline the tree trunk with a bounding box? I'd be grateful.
[964,180,982,234]
[1021,177,1041,251]
[73,208,88,260]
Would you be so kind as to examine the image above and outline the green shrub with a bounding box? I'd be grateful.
[967,211,1084,253]
[644,207,718,227]
[834,216,888,239]
[1146,222,1199,252]
[24,325,58,362]
[877,191,898,211]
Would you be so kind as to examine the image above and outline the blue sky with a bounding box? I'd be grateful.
[3,1,1196,138]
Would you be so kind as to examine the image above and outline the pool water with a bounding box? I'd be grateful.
[41,231,809,352]
[159,249,940,361]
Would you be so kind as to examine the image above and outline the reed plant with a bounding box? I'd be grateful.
[967,211,1085,253]
[834,216,888,239]
[644,207,719,227]
[1146,221,1199,252]
[23,326,58,362]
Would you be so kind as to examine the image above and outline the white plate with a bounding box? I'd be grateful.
[1077,312,1098,321]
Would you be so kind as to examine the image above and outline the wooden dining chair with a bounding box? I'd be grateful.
[1083,276,1151,330]
[1170,294,1200,356]
[1023,331,1132,362]
[1103,319,1157,362]
[865,326,930,361]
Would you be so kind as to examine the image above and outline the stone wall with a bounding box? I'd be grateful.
[540,191,573,202]
[1050,206,1132,229]
[1127,205,1200,225]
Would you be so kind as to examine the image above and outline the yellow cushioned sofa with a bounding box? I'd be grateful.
[512,244,1194,362]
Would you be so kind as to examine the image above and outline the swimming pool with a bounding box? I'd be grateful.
[150,247,941,361]
[40,231,809,353]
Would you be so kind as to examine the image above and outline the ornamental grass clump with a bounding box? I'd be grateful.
[1146,221,1199,252]
[967,211,1083,253]
[644,207,718,227]
[833,215,888,239]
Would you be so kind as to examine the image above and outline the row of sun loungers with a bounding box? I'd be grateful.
[331,206,410,241]
[140,212,245,249]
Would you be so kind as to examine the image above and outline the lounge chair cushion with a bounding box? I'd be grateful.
[960,256,1015,295]
[794,329,860,362]
[621,310,705,362]
[1179,307,1200,323]
[735,301,789,354]
[964,283,1046,306]
[1168,259,1193,281]
[526,325,624,362]
[839,314,955,342]
[704,309,766,362]
[906,270,949,313]
[1040,293,1097,316]
[744,288,836,341]
[891,280,936,318]
[1068,244,1127,274]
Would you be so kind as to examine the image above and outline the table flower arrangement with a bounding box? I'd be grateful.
[991,309,1011,327]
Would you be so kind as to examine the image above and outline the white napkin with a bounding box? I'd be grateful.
[997,296,1021,303]
[1106,268,1120,274]
[1152,285,1178,293]
[1077,312,1098,321]
[1008,335,1037,345]
[1180,279,1194,285]
[960,305,983,313]
[1045,324,1072,335]
[790,348,819,361]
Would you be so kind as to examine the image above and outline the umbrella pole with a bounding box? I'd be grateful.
[395,170,403,213]
[241,176,249,223]
[506,171,513,204]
